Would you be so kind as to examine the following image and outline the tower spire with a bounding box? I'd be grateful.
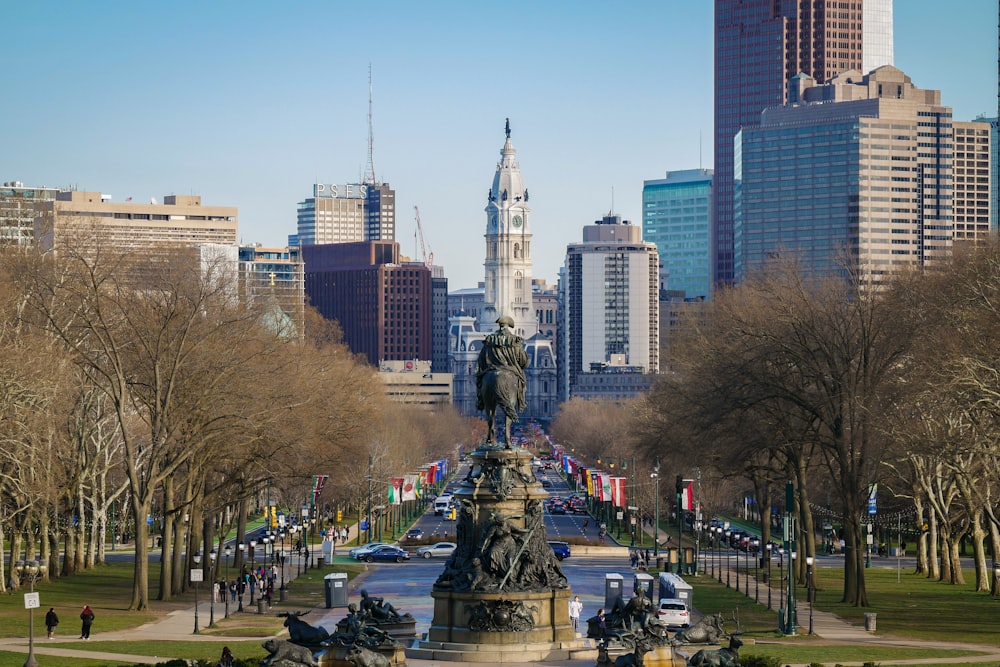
[364,64,376,185]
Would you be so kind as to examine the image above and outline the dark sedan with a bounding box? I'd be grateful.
[362,545,411,563]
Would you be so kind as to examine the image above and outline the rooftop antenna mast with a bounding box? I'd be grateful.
[363,63,376,185]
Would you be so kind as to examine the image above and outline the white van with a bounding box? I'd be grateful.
[434,495,453,515]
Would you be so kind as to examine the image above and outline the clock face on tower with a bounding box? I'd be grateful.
[512,215,523,228]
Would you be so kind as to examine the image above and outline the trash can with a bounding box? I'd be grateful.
[864,612,877,632]
[279,586,288,602]
[317,557,326,568]
[325,572,348,609]
[656,556,667,570]
[257,599,267,615]
[604,573,624,609]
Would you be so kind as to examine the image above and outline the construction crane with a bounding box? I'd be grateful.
[414,205,433,265]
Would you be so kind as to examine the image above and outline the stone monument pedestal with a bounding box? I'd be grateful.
[427,588,574,644]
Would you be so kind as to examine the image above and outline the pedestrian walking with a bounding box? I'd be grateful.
[629,549,638,569]
[79,605,95,639]
[45,608,59,639]
[568,595,583,633]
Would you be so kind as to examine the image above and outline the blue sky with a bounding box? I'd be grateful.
[5,1,996,289]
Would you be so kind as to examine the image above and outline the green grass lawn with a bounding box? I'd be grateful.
[670,561,1000,666]
[3,553,999,667]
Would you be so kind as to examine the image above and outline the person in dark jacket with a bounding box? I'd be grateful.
[45,608,59,638]
[79,605,95,639]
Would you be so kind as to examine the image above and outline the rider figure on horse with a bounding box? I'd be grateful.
[475,314,528,413]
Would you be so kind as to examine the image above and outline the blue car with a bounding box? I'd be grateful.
[548,541,571,561]
[361,545,411,563]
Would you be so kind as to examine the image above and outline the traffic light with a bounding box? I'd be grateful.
[270,506,277,528]
[336,510,343,523]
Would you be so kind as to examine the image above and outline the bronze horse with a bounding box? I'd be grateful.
[480,368,520,447]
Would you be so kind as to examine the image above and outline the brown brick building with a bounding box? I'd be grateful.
[303,241,432,366]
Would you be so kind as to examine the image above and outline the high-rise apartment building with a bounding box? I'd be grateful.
[303,241,432,366]
[952,120,993,244]
[642,169,713,300]
[736,66,952,283]
[559,214,659,402]
[295,182,395,246]
[714,0,893,285]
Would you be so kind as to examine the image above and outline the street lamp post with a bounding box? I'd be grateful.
[15,559,44,667]
[765,544,773,610]
[224,546,232,619]
[787,550,798,635]
[806,556,815,635]
[651,458,660,558]
[279,529,288,600]
[716,528,723,583]
[249,539,258,605]
[294,525,303,578]
[208,550,217,628]
[724,530,731,587]
[709,528,715,579]
[752,539,760,602]
[191,553,203,635]
[236,544,245,612]
[674,473,683,574]
[744,545,751,595]
[778,547,785,628]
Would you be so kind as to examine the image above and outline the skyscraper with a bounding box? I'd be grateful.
[736,66,952,284]
[295,182,395,246]
[559,214,659,402]
[642,169,713,300]
[714,0,893,285]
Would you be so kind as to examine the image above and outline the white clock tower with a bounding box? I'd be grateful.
[480,119,537,338]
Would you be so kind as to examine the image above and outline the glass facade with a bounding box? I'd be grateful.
[642,170,713,300]
[714,0,892,285]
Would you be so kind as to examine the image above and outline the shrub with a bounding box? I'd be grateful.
[740,655,783,667]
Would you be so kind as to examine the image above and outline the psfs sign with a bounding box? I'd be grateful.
[314,183,368,199]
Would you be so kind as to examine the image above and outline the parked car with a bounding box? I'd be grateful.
[657,598,690,628]
[416,541,458,559]
[404,528,424,540]
[350,542,391,559]
[548,541,571,560]
[362,545,411,563]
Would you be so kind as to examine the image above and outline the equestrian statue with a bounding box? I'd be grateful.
[475,315,528,446]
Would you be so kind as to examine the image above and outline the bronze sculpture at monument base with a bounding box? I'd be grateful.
[407,443,593,663]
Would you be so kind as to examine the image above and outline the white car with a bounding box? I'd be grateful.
[657,598,690,628]
[415,542,457,559]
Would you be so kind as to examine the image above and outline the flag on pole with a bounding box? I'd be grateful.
[402,474,419,501]
[611,476,627,507]
[388,478,404,505]
[681,479,694,511]
[600,473,613,502]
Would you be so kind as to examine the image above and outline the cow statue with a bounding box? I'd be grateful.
[259,638,319,667]
[686,634,743,667]
[673,613,726,645]
[278,611,330,645]
[345,643,391,667]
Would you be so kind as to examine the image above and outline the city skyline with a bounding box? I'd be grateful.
[5,1,996,290]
